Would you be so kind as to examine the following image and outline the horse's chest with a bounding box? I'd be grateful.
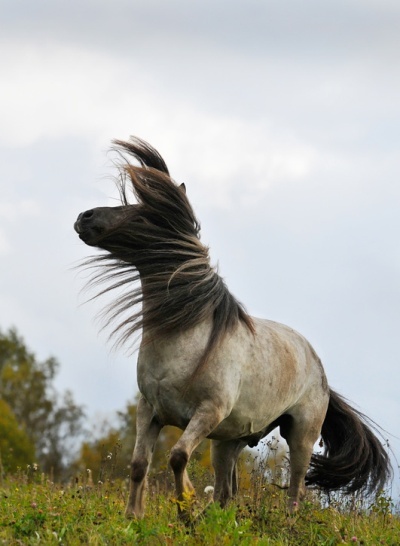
[137,351,194,427]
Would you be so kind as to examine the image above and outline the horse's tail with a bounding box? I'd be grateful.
[306,388,391,496]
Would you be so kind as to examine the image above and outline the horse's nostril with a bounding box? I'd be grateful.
[82,209,94,220]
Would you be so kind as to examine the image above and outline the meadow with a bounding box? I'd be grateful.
[1,457,399,546]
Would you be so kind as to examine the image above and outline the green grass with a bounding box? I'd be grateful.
[0,467,399,545]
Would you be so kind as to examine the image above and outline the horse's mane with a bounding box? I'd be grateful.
[85,137,255,378]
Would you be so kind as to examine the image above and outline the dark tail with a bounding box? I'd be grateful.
[306,388,391,496]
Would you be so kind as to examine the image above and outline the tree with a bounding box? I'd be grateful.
[0,328,85,479]
[0,399,35,474]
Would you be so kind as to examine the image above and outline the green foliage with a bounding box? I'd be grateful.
[0,327,85,479]
[0,399,35,473]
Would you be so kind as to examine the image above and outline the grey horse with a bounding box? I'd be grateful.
[74,137,391,520]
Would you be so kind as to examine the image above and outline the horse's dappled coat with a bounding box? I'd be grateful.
[74,137,391,520]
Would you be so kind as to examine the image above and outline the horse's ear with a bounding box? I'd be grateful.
[179,183,186,194]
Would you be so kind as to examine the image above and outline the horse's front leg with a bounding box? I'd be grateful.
[169,402,224,522]
[125,396,162,519]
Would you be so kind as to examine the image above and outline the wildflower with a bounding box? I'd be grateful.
[351,537,357,543]
[86,469,93,487]
[292,501,298,507]
[31,502,37,509]
[204,486,214,495]
[33,463,38,471]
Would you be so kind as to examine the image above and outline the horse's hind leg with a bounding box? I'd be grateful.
[211,439,247,506]
[125,396,162,519]
[169,403,224,522]
[281,399,328,512]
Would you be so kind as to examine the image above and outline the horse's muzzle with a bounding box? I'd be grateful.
[74,210,94,234]
[74,209,102,245]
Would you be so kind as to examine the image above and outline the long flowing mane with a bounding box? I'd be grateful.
[84,137,255,377]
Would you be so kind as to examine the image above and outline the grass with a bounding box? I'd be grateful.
[0,463,399,545]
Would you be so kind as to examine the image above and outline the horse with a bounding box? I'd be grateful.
[74,137,391,520]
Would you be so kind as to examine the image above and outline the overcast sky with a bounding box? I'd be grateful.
[1,0,399,490]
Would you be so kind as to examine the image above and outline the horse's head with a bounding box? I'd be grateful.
[74,203,154,266]
[74,205,134,247]
[74,137,201,269]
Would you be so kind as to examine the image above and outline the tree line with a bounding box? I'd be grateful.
[0,328,214,483]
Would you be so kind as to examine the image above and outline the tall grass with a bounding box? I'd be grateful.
[0,453,399,545]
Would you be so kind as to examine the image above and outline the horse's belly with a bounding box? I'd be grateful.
[209,415,267,440]
[209,399,287,440]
